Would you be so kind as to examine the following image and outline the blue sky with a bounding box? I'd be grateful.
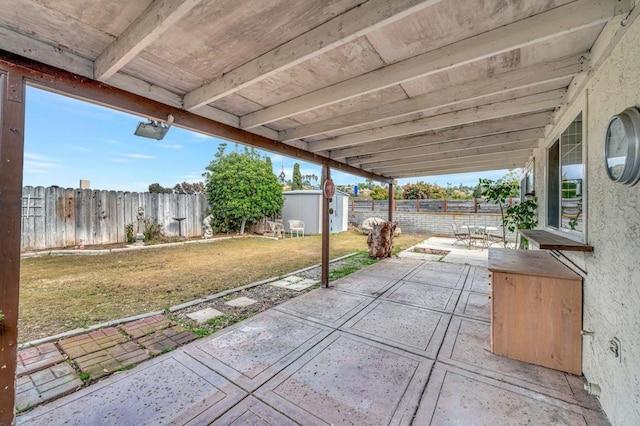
[23,87,509,191]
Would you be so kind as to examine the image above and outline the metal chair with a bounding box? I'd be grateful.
[288,220,305,237]
[451,223,470,248]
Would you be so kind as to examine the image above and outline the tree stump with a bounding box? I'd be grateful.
[367,221,397,259]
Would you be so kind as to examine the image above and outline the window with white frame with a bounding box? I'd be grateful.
[547,113,584,234]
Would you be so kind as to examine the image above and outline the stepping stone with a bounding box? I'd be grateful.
[74,341,150,380]
[120,314,173,338]
[16,342,64,377]
[15,362,82,412]
[186,307,224,323]
[269,275,318,291]
[137,325,198,355]
[225,296,257,307]
[58,327,127,359]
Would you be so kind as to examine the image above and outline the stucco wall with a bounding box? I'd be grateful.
[533,16,640,426]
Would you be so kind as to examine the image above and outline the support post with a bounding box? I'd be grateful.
[0,70,26,425]
[321,165,331,288]
[388,182,394,222]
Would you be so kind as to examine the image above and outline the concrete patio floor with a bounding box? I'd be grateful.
[17,256,608,425]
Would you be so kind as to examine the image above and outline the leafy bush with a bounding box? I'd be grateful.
[142,218,164,244]
[125,223,135,244]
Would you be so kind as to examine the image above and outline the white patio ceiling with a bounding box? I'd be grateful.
[0,0,629,179]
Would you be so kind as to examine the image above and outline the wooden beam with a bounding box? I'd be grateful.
[0,70,25,425]
[330,111,551,160]
[353,129,543,167]
[311,90,563,152]
[183,0,444,110]
[370,145,535,173]
[280,55,581,142]
[0,50,392,184]
[390,161,526,178]
[95,0,203,81]
[240,0,618,128]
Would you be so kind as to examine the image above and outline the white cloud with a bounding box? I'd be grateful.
[159,143,183,149]
[23,153,61,175]
[121,153,156,159]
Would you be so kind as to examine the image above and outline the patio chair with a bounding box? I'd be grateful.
[288,220,305,237]
[267,221,284,238]
[451,223,470,248]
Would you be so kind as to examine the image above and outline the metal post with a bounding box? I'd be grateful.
[388,182,394,222]
[0,70,26,425]
[321,165,330,288]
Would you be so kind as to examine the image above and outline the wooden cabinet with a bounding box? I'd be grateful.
[488,248,582,375]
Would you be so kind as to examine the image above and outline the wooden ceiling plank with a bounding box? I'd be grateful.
[240,0,619,129]
[373,153,532,175]
[280,54,581,141]
[311,89,563,152]
[95,0,203,81]
[183,0,444,111]
[0,26,93,78]
[352,128,544,167]
[389,161,527,178]
[331,112,551,160]
[366,140,537,171]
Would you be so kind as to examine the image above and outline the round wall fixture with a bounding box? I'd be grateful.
[604,107,640,186]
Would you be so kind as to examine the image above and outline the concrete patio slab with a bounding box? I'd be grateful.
[453,291,490,322]
[58,327,127,359]
[137,324,197,355]
[358,258,421,279]
[274,287,373,328]
[74,340,150,380]
[17,351,247,425]
[120,314,173,338]
[224,296,257,307]
[409,260,469,275]
[438,316,599,409]
[269,275,318,291]
[413,363,607,425]
[186,307,224,323]
[341,299,450,359]
[255,332,432,426]
[15,363,82,412]
[404,268,467,289]
[186,310,331,392]
[330,272,397,296]
[208,396,298,426]
[16,343,64,377]
[441,249,488,267]
[464,265,491,293]
[382,281,461,313]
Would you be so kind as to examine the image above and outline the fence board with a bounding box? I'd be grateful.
[64,188,75,247]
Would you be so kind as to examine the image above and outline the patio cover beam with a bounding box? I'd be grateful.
[371,148,534,174]
[0,70,26,426]
[310,90,563,152]
[352,129,543,167]
[0,50,392,184]
[240,0,619,129]
[330,111,551,160]
[183,0,444,110]
[389,159,531,178]
[95,0,203,81]
[279,54,581,142]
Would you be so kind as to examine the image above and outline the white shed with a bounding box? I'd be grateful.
[282,190,349,235]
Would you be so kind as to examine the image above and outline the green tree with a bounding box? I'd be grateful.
[173,181,205,194]
[370,185,389,200]
[479,173,520,246]
[204,146,283,235]
[402,181,446,199]
[148,183,172,194]
[291,163,303,190]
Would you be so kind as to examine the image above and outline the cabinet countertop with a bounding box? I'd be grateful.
[488,248,581,280]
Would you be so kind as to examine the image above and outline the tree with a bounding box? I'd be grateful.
[204,146,283,235]
[402,181,446,199]
[479,173,521,246]
[291,163,303,190]
[148,183,172,194]
[370,185,389,200]
[173,181,205,194]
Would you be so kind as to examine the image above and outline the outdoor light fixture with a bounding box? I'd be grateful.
[134,114,174,140]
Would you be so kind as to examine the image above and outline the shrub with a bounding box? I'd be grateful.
[125,223,135,244]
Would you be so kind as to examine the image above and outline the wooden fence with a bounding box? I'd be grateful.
[21,186,208,251]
